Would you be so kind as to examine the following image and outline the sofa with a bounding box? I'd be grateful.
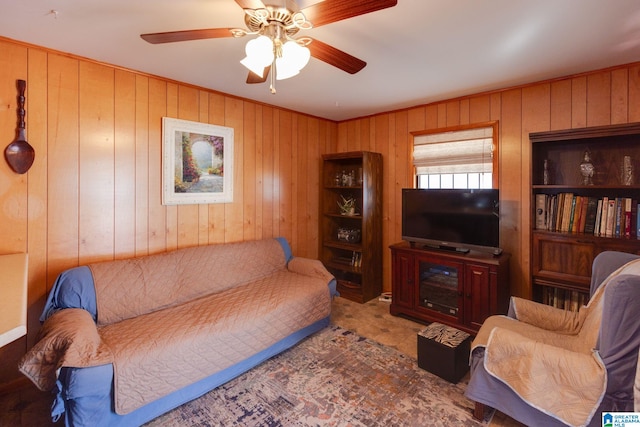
[466,251,640,427]
[19,237,336,427]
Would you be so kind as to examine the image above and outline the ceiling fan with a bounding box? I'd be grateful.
[141,0,398,93]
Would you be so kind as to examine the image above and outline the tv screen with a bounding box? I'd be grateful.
[402,188,501,255]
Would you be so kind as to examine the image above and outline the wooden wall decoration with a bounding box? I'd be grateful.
[4,80,35,174]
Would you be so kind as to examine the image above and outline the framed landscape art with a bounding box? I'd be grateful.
[162,117,234,205]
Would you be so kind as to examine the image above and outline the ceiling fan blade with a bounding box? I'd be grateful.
[141,28,235,44]
[246,66,271,84]
[301,0,397,28]
[235,0,266,10]
[307,38,366,74]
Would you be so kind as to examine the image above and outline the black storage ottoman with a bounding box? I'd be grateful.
[417,322,471,383]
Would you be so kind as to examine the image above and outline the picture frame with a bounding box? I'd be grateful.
[162,117,234,205]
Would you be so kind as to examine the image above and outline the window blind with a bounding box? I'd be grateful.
[413,127,494,174]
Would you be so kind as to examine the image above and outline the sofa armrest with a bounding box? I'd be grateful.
[509,296,583,334]
[41,266,97,322]
[288,257,334,283]
[287,258,337,296]
[19,308,112,392]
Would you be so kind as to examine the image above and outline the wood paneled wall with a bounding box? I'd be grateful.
[0,38,337,383]
[1,34,639,384]
[335,63,640,303]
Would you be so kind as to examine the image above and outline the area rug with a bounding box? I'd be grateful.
[145,325,492,426]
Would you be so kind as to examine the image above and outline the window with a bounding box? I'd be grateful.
[412,122,498,189]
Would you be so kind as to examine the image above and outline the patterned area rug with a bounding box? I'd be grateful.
[145,325,492,426]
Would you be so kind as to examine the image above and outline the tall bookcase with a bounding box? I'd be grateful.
[530,122,640,310]
[320,151,382,303]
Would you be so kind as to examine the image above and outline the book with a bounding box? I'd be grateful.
[583,197,598,234]
[561,193,574,232]
[624,198,632,237]
[567,195,577,232]
[631,200,638,238]
[553,193,566,231]
[570,196,581,232]
[605,199,616,237]
[549,195,558,231]
[577,196,588,233]
[599,197,609,235]
[594,198,603,235]
[614,198,623,237]
[535,194,547,230]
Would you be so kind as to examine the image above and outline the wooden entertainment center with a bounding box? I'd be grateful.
[389,242,510,334]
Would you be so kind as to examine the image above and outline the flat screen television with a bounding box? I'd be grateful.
[402,188,502,255]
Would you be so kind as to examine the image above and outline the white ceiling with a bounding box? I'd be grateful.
[1,0,639,121]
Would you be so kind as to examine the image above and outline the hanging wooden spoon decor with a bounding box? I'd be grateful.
[5,79,35,174]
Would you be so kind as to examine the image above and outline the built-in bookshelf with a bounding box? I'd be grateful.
[530,123,640,310]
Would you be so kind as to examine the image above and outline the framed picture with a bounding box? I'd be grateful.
[162,117,234,205]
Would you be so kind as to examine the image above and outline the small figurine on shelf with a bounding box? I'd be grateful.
[334,172,341,186]
[337,195,356,216]
[623,155,634,186]
[579,150,595,185]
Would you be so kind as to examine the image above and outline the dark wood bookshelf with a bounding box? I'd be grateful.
[320,151,382,303]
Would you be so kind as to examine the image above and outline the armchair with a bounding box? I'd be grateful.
[465,251,640,427]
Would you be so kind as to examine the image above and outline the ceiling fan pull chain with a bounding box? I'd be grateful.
[270,60,277,94]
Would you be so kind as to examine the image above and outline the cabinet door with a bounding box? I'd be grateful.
[464,263,494,331]
[391,250,414,309]
[415,256,463,322]
[532,233,595,291]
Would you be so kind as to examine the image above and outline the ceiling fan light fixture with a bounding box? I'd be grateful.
[275,40,310,80]
[275,57,300,80]
[240,35,274,77]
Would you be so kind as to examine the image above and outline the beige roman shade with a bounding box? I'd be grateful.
[413,126,494,175]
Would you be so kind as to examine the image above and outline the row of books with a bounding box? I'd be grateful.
[332,252,362,269]
[535,193,639,237]
[540,287,588,312]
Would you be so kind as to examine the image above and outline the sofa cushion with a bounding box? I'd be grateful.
[99,268,331,414]
[90,239,287,325]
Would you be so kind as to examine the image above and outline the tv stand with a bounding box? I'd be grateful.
[390,242,510,334]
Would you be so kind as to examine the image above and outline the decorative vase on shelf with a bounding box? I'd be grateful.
[579,150,594,185]
[622,155,634,186]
